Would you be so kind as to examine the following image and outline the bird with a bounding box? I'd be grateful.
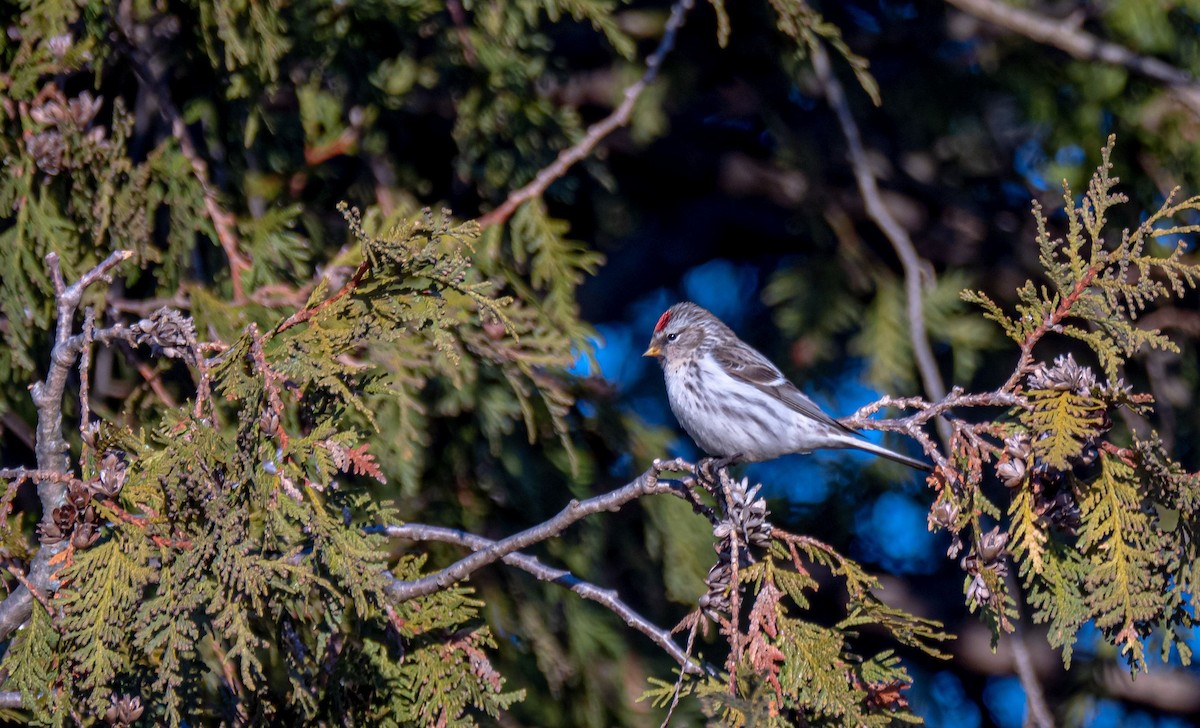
[643,301,931,471]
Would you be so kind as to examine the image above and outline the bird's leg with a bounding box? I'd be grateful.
[695,454,743,497]
[711,453,743,473]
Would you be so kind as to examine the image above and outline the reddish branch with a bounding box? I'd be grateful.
[3,563,54,617]
[116,8,251,303]
[270,260,370,338]
[477,0,696,228]
[1000,265,1099,393]
[99,499,192,550]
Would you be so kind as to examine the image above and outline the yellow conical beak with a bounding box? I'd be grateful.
[643,344,661,358]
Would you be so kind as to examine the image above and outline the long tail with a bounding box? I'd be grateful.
[841,436,932,472]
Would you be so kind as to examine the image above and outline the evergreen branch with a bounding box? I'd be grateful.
[944,0,1200,118]
[1000,265,1098,393]
[477,0,696,228]
[0,250,132,643]
[385,458,697,601]
[811,42,949,443]
[375,523,706,675]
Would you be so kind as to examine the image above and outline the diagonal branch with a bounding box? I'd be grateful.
[945,0,1200,118]
[810,44,951,443]
[376,523,705,675]
[385,458,696,601]
[477,0,696,228]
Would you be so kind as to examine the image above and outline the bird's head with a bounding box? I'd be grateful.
[643,302,715,363]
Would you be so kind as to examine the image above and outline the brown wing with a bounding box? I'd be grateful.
[711,343,856,435]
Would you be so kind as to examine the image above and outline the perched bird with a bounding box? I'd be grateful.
[643,302,930,471]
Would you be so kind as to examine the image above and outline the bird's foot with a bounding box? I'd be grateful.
[697,454,743,482]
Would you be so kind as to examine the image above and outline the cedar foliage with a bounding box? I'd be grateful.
[2,0,1200,725]
[957,140,1200,671]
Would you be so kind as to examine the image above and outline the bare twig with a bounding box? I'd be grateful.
[945,0,1200,118]
[0,692,22,709]
[1009,627,1054,728]
[385,458,696,601]
[1005,573,1055,728]
[841,387,1024,471]
[0,250,132,642]
[660,612,702,727]
[811,43,950,443]
[477,0,696,228]
[377,523,704,675]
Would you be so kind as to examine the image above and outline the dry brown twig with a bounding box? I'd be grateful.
[114,6,251,304]
[477,0,697,228]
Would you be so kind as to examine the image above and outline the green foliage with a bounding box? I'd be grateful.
[0,214,561,724]
[962,137,1200,381]
[767,0,880,106]
[644,534,949,726]
[6,0,1200,722]
[1021,388,1106,470]
[963,139,1200,673]
[0,89,207,409]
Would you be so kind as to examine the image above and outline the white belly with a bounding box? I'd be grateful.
[664,356,800,461]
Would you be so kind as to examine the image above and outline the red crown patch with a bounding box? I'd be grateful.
[654,310,672,333]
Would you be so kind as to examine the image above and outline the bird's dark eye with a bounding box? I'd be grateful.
[666,333,678,342]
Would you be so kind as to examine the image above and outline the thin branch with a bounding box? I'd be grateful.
[377,523,704,675]
[0,692,22,709]
[477,0,696,228]
[841,387,1024,471]
[660,613,702,728]
[446,0,477,67]
[270,260,370,338]
[0,412,36,452]
[999,265,1098,394]
[811,43,950,443]
[385,458,696,601]
[1009,628,1054,728]
[3,562,54,617]
[0,250,132,643]
[1005,573,1055,728]
[945,0,1200,118]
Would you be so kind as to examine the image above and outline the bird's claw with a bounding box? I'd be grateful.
[696,454,743,482]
